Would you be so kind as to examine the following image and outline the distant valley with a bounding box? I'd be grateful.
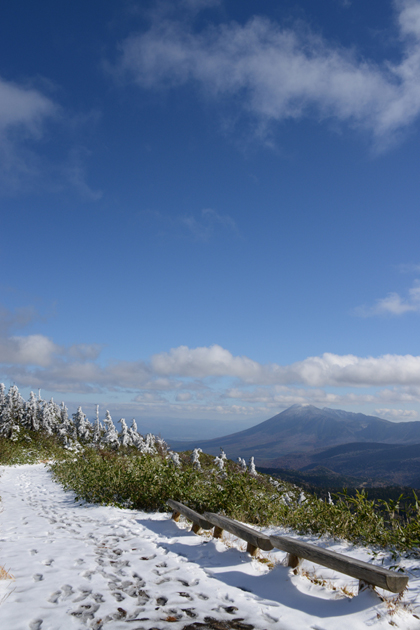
[169,405,420,487]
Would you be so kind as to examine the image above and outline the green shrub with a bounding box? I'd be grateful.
[49,448,420,553]
[0,431,66,465]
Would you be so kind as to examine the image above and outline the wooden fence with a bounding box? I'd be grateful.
[166,499,408,594]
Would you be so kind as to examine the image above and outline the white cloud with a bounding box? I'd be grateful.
[0,78,55,135]
[176,391,193,401]
[284,352,420,386]
[134,391,167,403]
[0,78,57,191]
[0,77,100,198]
[5,335,420,393]
[151,344,264,379]
[68,343,103,362]
[115,0,420,144]
[179,208,237,240]
[355,280,420,316]
[3,325,420,420]
[0,334,60,367]
[151,344,420,387]
[375,407,418,421]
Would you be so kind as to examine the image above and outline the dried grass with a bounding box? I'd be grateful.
[0,565,14,580]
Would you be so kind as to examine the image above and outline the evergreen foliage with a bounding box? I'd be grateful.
[0,383,166,463]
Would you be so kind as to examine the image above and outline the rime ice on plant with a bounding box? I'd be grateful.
[119,418,133,448]
[72,406,92,442]
[101,411,120,449]
[168,451,181,466]
[191,448,202,469]
[91,405,103,444]
[0,383,177,457]
[214,448,227,472]
[238,457,247,472]
[248,456,257,476]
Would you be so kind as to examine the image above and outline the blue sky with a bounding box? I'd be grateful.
[2,0,420,438]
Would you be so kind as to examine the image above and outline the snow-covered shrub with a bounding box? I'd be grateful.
[248,456,257,477]
[119,418,133,448]
[101,411,120,449]
[191,448,202,469]
[168,451,181,466]
[238,457,247,472]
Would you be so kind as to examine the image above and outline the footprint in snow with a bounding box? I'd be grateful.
[42,559,54,566]
[33,574,43,581]
[111,591,125,601]
[72,588,92,602]
[48,591,62,604]
[28,620,43,630]
[61,584,75,598]
[70,602,99,621]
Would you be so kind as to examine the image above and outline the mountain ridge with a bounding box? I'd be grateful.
[168,405,420,486]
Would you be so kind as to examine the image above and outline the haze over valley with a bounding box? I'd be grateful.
[170,405,420,487]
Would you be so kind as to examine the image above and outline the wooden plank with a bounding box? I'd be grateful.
[171,511,181,522]
[167,500,214,530]
[287,553,299,568]
[269,534,408,593]
[203,512,274,551]
[213,526,223,539]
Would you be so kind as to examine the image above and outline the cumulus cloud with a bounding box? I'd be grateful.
[282,353,420,386]
[0,334,60,367]
[151,344,264,379]
[2,325,420,421]
[375,407,418,421]
[151,344,420,387]
[115,0,420,144]
[4,334,420,393]
[355,280,420,316]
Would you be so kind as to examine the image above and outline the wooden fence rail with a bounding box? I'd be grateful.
[269,534,407,593]
[167,499,213,533]
[203,511,273,556]
[166,499,408,594]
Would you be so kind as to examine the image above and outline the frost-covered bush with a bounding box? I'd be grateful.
[168,451,181,466]
[248,456,257,477]
[214,448,227,473]
[238,457,247,472]
[0,383,167,458]
[191,447,202,469]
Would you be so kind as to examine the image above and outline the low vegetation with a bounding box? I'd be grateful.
[1,384,420,555]
[49,446,420,554]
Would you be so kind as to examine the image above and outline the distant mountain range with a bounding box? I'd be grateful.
[169,405,420,487]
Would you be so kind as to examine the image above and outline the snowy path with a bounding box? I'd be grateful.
[0,465,419,630]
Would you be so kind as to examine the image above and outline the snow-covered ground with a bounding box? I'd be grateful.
[0,465,419,630]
